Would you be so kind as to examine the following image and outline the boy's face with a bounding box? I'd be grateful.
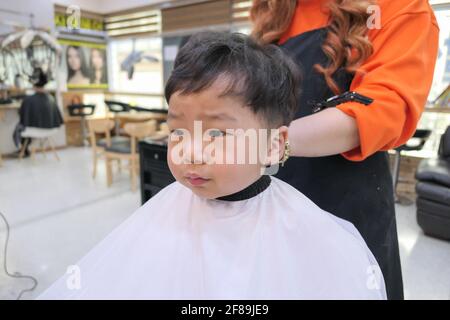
[167,78,281,199]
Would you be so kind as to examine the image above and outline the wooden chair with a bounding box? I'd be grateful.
[105,120,157,191]
[87,118,128,179]
[147,122,170,141]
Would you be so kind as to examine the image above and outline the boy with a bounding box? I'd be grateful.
[39,32,385,300]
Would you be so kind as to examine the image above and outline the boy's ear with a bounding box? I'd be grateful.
[265,125,288,167]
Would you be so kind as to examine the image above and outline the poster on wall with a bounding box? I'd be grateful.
[58,39,108,90]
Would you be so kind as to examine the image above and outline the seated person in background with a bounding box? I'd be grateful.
[15,68,63,157]
[38,32,386,300]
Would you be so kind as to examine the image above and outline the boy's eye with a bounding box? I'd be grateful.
[170,129,185,137]
[207,129,226,138]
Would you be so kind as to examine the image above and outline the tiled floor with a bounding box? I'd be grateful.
[0,147,449,300]
[396,203,450,299]
[0,147,140,300]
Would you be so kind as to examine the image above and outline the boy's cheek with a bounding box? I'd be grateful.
[167,156,182,182]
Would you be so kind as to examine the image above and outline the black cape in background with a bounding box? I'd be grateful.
[276,27,404,300]
[19,92,64,128]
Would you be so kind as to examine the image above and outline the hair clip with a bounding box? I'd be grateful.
[312,91,374,113]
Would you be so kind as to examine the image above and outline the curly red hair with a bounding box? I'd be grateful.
[250,0,376,94]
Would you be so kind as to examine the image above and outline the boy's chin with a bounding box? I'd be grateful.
[184,184,230,200]
[178,181,215,199]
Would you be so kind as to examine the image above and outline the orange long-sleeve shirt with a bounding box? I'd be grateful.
[279,0,440,161]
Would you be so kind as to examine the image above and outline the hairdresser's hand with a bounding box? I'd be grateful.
[288,108,360,158]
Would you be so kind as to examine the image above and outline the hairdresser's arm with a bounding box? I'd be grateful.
[290,5,439,161]
[288,108,360,158]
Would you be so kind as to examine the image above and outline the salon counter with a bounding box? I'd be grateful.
[0,103,21,154]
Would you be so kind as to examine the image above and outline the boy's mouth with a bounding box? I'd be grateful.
[185,173,210,186]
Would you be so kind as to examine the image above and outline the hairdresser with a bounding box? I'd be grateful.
[250,0,439,300]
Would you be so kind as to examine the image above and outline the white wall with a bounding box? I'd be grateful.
[0,0,54,34]
[59,0,169,14]
[0,0,171,33]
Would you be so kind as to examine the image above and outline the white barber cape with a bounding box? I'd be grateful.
[38,176,386,300]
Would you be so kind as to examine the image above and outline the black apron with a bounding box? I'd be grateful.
[276,27,404,300]
[19,92,64,129]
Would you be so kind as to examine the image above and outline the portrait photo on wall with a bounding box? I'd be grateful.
[58,39,108,90]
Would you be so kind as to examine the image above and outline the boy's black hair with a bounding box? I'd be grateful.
[165,31,301,127]
[30,67,48,88]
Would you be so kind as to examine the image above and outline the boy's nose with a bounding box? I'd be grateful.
[182,138,205,164]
